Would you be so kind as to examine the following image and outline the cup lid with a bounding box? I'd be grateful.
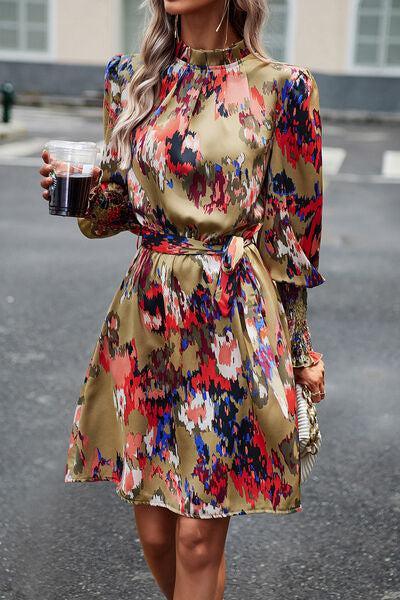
[45,140,97,150]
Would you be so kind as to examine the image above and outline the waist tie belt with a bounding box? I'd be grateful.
[139,225,262,318]
[137,225,290,417]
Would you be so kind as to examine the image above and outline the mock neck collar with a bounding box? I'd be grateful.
[173,38,250,67]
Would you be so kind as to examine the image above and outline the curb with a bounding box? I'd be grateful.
[15,92,102,109]
[321,107,400,124]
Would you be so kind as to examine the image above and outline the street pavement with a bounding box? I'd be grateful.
[0,106,399,600]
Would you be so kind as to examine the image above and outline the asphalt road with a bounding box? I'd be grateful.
[0,107,399,600]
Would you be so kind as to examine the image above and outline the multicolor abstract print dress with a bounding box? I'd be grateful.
[64,38,325,518]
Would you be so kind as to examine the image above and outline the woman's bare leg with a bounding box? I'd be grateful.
[133,505,178,599]
[215,550,227,600]
[173,515,231,600]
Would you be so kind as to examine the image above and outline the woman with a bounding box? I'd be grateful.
[40,0,326,598]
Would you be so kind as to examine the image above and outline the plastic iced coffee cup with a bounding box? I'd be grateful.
[44,140,99,217]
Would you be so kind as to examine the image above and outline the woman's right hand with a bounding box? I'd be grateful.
[39,149,102,202]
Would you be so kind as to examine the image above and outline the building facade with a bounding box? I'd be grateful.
[0,0,399,111]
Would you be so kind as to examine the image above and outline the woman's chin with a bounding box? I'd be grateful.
[164,0,217,16]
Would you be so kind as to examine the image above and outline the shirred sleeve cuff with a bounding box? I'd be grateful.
[275,281,322,368]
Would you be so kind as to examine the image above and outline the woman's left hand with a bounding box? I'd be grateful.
[293,358,325,403]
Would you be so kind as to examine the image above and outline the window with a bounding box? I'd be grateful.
[263,0,290,61]
[123,0,145,54]
[0,0,49,55]
[353,0,400,68]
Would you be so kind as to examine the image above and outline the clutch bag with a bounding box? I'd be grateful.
[296,382,322,483]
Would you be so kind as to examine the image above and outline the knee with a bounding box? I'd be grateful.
[140,530,174,560]
[176,524,222,572]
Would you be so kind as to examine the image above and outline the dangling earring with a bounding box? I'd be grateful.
[215,0,230,46]
[174,14,179,40]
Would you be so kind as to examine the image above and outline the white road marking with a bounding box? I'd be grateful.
[0,137,48,158]
[0,139,103,167]
[326,172,400,184]
[0,157,42,167]
[382,151,400,179]
[0,142,399,186]
[323,146,347,176]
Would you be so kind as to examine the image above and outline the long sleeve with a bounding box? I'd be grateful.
[256,66,325,367]
[77,53,141,239]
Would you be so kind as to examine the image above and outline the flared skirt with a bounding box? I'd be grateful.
[64,244,302,518]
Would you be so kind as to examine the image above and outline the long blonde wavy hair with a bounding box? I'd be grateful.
[112,0,271,170]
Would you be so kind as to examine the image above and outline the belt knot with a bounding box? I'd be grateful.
[139,225,262,318]
[221,235,248,273]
